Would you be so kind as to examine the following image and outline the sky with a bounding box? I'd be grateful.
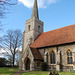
[1,0,75,35]
[0,0,75,58]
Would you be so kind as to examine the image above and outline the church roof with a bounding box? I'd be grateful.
[30,24,75,48]
[30,48,43,60]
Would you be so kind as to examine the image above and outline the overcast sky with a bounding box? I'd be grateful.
[2,0,75,34]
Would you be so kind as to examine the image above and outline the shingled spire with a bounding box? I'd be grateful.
[31,0,39,19]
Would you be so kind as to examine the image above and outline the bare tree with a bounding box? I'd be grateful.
[0,0,18,29]
[1,29,22,67]
[0,0,18,18]
[0,0,18,45]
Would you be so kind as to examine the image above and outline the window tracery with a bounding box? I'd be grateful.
[50,50,55,64]
[67,50,73,64]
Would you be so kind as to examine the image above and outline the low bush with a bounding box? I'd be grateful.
[41,62,48,71]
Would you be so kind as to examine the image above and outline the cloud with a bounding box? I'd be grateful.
[0,48,22,58]
[18,0,58,8]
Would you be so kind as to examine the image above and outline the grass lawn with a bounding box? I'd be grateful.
[22,71,49,75]
[22,71,75,75]
[0,67,19,75]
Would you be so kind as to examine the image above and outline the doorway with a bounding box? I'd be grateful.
[25,58,30,70]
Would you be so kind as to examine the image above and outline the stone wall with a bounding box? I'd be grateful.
[21,46,34,71]
[20,17,44,71]
[38,43,75,71]
[33,60,42,71]
[22,17,43,54]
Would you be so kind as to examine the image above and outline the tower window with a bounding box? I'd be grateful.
[38,26,40,31]
[28,25,30,31]
[67,50,73,64]
[50,51,56,64]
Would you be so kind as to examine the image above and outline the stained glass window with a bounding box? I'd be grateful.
[67,50,73,64]
[50,51,55,64]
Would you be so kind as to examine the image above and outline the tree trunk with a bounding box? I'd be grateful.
[12,54,15,67]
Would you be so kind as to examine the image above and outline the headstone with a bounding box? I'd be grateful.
[49,71,59,75]
[56,72,59,75]
[49,71,53,75]
[53,71,56,75]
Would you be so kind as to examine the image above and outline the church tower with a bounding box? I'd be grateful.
[22,0,44,52]
[20,0,44,70]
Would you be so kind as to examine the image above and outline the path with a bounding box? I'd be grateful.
[12,71,24,75]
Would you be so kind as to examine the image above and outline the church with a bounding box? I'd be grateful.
[19,0,75,71]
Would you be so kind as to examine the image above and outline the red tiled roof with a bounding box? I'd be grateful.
[30,48,43,60]
[30,24,75,48]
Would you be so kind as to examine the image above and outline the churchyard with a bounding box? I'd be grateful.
[0,67,19,75]
[22,71,75,75]
[0,67,75,75]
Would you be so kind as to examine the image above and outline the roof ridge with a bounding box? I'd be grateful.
[42,24,75,34]
[30,24,75,48]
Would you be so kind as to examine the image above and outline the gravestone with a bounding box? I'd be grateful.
[49,71,59,75]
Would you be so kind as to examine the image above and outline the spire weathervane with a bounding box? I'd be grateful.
[31,0,39,19]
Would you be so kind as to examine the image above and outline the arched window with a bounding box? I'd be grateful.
[28,25,30,31]
[46,53,48,64]
[38,26,40,31]
[50,51,55,64]
[67,50,73,64]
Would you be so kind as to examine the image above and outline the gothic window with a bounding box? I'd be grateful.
[67,50,73,64]
[50,51,55,64]
[38,26,40,31]
[28,25,30,31]
[46,53,48,64]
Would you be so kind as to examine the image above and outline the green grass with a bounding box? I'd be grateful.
[0,67,19,75]
[22,71,49,75]
[59,71,75,75]
[0,68,75,75]
[22,71,75,75]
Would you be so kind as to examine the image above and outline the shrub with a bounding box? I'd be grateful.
[41,62,48,71]
[0,58,7,67]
